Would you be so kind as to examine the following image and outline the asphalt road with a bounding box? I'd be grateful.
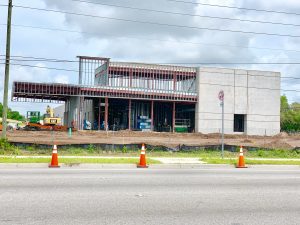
[1,167,300,225]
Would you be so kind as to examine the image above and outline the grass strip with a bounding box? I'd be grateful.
[202,158,300,165]
[4,149,300,159]
[0,157,161,164]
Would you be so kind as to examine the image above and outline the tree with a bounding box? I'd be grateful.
[0,102,25,121]
[281,96,300,132]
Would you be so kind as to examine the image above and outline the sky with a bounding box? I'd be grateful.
[0,0,300,115]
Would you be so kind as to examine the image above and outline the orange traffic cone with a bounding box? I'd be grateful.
[236,145,247,168]
[49,145,60,168]
[137,143,148,168]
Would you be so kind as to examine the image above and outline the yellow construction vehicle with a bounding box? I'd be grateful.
[24,106,70,131]
[43,105,61,126]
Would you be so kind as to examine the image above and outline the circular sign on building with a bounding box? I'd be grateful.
[218,90,224,101]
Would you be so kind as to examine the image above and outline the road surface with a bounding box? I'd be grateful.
[1,166,300,225]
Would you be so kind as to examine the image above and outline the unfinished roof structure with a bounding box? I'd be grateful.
[12,56,281,135]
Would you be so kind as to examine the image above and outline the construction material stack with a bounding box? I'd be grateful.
[137,116,151,131]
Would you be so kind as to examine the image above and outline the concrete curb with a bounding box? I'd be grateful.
[0,163,217,169]
[0,163,298,169]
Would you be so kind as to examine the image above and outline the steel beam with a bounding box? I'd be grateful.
[172,102,176,133]
[128,99,132,130]
[105,97,108,131]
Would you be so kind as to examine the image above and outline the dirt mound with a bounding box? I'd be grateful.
[273,132,290,139]
[267,139,293,150]
[243,139,253,143]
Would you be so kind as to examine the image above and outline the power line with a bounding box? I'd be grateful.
[0,57,78,63]
[2,62,299,93]
[199,81,300,93]
[70,0,300,28]
[2,56,300,81]
[166,0,300,16]
[3,57,300,65]
[13,5,300,39]
[0,62,78,72]
[0,54,78,62]
[2,23,300,55]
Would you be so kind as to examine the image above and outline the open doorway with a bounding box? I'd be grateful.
[234,114,245,132]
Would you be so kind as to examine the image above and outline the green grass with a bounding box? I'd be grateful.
[11,149,300,158]
[0,157,161,164]
[202,158,300,165]
[1,137,300,161]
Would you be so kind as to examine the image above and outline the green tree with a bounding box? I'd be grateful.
[281,95,289,111]
[281,96,300,132]
[0,102,25,121]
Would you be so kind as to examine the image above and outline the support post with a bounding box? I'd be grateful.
[173,72,177,91]
[221,100,224,159]
[1,0,13,139]
[78,57,82,85]
[128,99,131,130]
[218,90,225,159]
[79,97,84,130]
[151,100,154,131]
[129,68,133,87]
[98,98,101,130]
[105,97,108,131]
[172,102,176,133]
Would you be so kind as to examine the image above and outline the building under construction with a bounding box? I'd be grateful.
[12,56,281,135]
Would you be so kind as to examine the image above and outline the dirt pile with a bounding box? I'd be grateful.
[267,140,293,150]
[2,130,300,150]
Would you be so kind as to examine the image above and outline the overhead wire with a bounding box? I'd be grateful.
[3,22,300,55]
[3,56,300,65]
[0,62,78,72]
[166,0,300,16]
[70,0,300,28]
[12,5,300,39]
[2,56,300,81]
[1,62,299,93]
[2,2,300,54]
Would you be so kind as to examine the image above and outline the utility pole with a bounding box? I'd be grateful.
[1,0,13,139]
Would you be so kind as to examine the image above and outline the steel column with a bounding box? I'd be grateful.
[105,97,108,131]
[129,68,133,87]
[98,98,101,130]
[173,72,177,91]
[172,102,176,133]
[128,99,132,130]
[151,100,154,131]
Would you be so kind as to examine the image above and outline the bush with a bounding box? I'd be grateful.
[87,144,96,154]
[122,145,128,153]
[0,138,13,151]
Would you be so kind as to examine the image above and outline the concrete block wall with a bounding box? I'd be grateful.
[195,67,280,136]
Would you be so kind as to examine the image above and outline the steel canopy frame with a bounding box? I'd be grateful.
[11,56,198,103]
[12,81,197,102]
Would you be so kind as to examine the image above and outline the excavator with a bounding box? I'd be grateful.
[24,106,71,131]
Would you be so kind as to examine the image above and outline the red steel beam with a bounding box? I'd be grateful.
[128,99,132,131]
[172,102,176,133]
[151,100,154,131]
[105,97,108,131]
[98,98,101,130]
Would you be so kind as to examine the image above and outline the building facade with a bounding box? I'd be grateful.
[12,56,281,135]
